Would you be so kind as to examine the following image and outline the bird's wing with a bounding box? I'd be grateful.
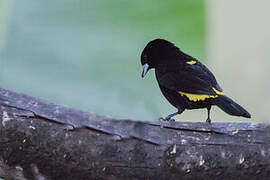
[157,60,223,96]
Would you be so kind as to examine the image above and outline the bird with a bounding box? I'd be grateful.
[140,38,251,123]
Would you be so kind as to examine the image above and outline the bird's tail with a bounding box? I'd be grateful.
[214,95,251,118]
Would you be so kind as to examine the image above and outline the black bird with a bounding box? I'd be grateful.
[140,39,251,123]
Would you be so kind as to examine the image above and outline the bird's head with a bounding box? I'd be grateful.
[140,38,178,78]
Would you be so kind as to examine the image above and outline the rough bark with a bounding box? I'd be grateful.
[0,88,269,180]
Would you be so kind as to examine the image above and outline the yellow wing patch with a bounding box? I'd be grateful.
[186,60,196,65]
[212,87,224,95]
[178,88,224,102]
[178,91,217,102]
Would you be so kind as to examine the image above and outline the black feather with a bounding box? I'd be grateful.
[140,39,251,122]
[214,95,251,118]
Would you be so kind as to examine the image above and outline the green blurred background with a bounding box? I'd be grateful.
[0,0,205,121]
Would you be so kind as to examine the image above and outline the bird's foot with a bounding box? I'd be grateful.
[159,117,175,122]
[206,118,211,124]
[160,112,179,122]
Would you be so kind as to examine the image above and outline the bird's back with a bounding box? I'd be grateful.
[155,52,223,110]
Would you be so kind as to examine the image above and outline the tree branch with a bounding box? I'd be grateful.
[0,88,269,180]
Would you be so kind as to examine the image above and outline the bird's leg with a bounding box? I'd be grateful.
[160,108,184,121]
[164,112,178,121]
[206,106,211,124]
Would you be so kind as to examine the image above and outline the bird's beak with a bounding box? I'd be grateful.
[141,63,149,78]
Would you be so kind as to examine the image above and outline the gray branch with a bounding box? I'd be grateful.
[0,88,269,180]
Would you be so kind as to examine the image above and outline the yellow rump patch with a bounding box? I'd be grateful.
[178,88,224,102]
[186,60,196,65]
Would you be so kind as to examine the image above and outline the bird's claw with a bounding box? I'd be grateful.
[206,118,211,124]
[159,117,175,122]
